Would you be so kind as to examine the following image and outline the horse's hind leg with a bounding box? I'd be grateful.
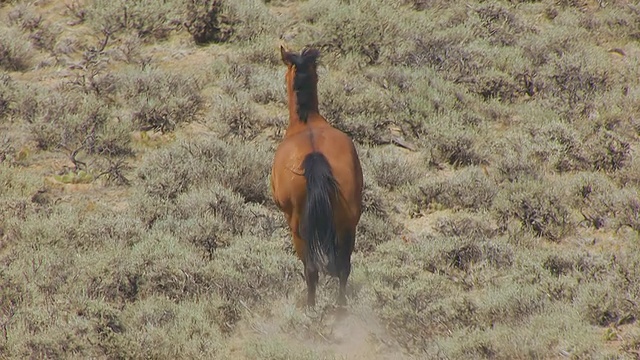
[337,260,351,306]
[337,232,354,306]
[305,262,319,307]
[287,218,317,307]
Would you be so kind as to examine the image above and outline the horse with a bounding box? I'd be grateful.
[270,46,364,307]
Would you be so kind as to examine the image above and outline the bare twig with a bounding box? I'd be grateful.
[238,299,255,317]
[391,137,417,151]
[98,30,111,53]
[59,144,86,171]
[96,158,130,185]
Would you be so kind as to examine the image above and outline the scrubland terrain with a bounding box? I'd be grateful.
[1,0,640,358]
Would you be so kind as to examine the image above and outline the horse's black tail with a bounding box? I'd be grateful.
[300,152,339,276]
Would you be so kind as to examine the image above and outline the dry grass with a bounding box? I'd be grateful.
[1,0,640,358]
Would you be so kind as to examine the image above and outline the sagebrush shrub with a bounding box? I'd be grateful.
[0,74,15,120]
[119,68,203,133]
[181,0,233,44]
[137,136,271,204]
[208,93,263,140]
[247,66,284,105]
[585,128,630,172]
[361,182,392,219]
[86,0,180,41]
[0,28,34,71]
[520,23,585,67]
[575,280,636,327]
[612,189,640,234]
[429,125,487,167]
[545,50,612,118]
[300,0,406,64]
[493,179,572,241]
[616,152,640,188]
[405,29,486,79]
[207,235,298,305]
[356,212,402,254]
[568,172,617,229]
[473,3,529,46]
[528,121,590,173]
[410,166,497,211]
[470,68,522,102]
[27,90,116,156]
[363,146,421,190]
[495,145,543,183]
[8,4,60,52]
[434,212,496,240]
[222,0,279,42]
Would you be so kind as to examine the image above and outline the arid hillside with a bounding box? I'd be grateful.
[1,0,640,359]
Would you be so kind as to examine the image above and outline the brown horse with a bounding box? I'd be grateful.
[271,46,363,307]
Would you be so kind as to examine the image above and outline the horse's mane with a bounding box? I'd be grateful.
[290,48,320,122]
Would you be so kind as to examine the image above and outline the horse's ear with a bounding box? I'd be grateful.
[301,48,320,65]
[280,45,294,66]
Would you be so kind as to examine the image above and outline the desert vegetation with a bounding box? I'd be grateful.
[1,0,640,358]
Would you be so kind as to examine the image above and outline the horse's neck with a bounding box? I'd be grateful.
[287,82,319,125]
